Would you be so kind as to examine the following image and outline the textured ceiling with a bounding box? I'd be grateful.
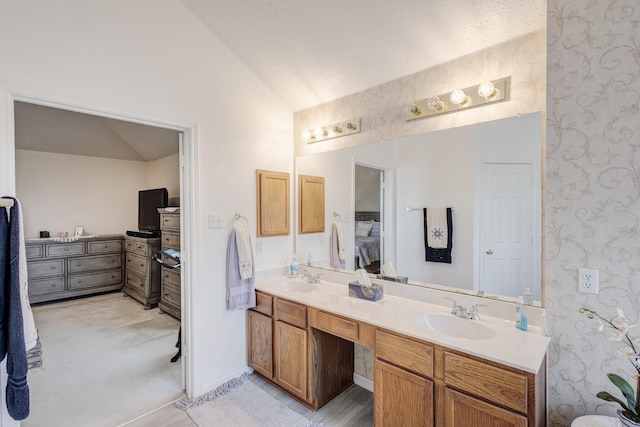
[181,0,547,111]
[15,1,545,160]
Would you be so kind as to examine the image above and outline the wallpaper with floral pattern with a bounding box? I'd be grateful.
[546,0,640,425]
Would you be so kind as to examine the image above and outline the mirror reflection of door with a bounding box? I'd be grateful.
[354,164,384,274]
[480,162,535,299]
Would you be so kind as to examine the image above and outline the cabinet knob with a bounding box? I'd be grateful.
[50,283,56,287]
[77,279,81,284]
[111,259,115,263]
[50,265,56,270]
[103,244,108,248]
[77,262,81,266]
[64,247,69,251]
[140,264,144,267]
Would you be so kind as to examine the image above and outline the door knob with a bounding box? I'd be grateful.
[485,249,493,255]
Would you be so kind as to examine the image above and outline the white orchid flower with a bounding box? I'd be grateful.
[609,322,635,341]
[617,308,628,322]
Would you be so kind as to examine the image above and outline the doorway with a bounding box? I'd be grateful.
[353,164,385,274]
[8,94,194,421]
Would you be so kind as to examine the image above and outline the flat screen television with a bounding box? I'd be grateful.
[138,188,168,234]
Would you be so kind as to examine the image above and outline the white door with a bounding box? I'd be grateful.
[480,162,533,298]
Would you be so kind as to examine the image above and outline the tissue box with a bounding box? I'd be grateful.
[376,274,408,284]
[349,281,384,301]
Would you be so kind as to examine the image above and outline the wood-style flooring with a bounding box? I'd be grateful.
[122,374,374,426]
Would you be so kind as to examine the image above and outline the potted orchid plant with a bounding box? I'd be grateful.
[580,305,640,426]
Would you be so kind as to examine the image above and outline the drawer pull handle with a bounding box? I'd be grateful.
[104,244,108,248]
[140,264,144,267]
[77,263,81,266]
[77,279,81,284]
[50,283,56,287]
[50,265,56,270]
[64,247,69,251]
[111,259,115,263]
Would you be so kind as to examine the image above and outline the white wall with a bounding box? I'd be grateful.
[0,0,293,409]
[147,153,180,203]
[15,150,146,238]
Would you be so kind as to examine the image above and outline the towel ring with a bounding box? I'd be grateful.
[332,212,342,222]
[233,212,249,228]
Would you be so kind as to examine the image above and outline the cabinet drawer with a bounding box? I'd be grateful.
[27,259,65,277]
[68,254,122,273]
[126,253,148,275]
[161,268,180,287]
[162,281,181,307]
[46,242,84,257]
[253,291,273,316]
[444,351,528,414]
[311,310,358,342]
[26,244,44,259]
[376,330,433,378]
[88,239,122,254]
[29,276,65,296]
[275,298,307,329]
[162,232,180,250]
[161,213,180,230]
[68,270,122,290]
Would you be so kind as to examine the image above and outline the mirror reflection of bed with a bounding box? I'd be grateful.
[354,211,381,274]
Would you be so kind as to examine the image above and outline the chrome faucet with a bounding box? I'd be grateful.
[301,270,322,284]
[444,297,487,320]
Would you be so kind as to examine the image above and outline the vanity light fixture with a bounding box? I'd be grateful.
[405,77,509,121]
[305,118,361,144]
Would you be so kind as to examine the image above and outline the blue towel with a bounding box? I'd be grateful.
[226,229,256,310]
[5,197,29,420]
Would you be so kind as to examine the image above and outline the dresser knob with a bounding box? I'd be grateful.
[64,247,69,251]
[77,262,81,266]
[104,244,108,248]
[77,279,81,284]
[50,265,56,270]
[50,283,56,287]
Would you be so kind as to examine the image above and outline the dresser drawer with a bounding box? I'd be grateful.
[68,270,122,290]
[27,259,65,277]
[160,213,180,230]
[444,351,528,414]
[126,253,148,275]
[376,329,433,378]
[46,242,84,257]
[26,244,44,259]
[29,276,65,296]
[126,269,147,292]
[275,298,307,329]
[161,268,180,287]
[125,239,150,256]
[88,239,122,254]
[68,254,122,273]
[162,232,180,250]
[161,281,181,307]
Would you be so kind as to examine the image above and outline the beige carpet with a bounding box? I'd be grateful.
[23,292,183,427]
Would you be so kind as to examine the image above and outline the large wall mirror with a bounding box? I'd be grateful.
[295,112,543,306]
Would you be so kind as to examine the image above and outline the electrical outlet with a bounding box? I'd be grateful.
[578,268,599,294]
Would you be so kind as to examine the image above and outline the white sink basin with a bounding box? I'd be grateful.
[416,314,496,340]
[278,280,318,293]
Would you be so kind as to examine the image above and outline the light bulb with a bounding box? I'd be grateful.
[478,81,496,99]
[450,89,470,106]
[426,96,444,111]
[313,127,326,139]
[303,130,313,139]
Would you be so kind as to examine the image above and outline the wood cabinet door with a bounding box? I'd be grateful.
[374,359,433,427]
[248,310,273,379]
[274,320,308,401]
[444,388,527,427]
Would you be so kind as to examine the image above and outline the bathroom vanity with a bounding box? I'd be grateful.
[249,275,549,426]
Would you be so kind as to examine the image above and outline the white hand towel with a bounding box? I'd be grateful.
[15,199,38,350]
[234,224,253,280]
[427,207,448,249]
[335,221,346,260]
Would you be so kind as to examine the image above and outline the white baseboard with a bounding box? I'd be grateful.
[353,373,373,392]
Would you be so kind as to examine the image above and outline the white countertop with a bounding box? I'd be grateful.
[256,276,550,374]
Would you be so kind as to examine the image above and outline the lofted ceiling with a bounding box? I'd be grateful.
[14,1,545,160]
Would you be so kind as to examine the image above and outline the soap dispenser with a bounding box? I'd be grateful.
[515,296,528,331]
[290,254,298,277]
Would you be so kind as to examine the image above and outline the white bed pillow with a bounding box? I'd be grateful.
[355,221,373,237]
[370,221,381,237]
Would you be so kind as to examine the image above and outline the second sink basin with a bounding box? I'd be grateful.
[416,314,496,340]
